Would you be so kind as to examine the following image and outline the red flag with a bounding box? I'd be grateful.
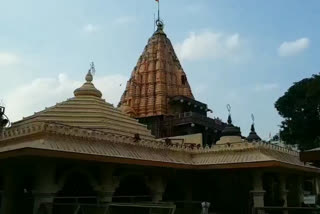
[155,0,159,1]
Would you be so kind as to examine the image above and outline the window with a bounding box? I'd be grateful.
[181,75,187,85]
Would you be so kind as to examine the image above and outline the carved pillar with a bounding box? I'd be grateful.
[147,176,166,202]
[251,171,265,213]
[94,166,119,203]
[296,176,304,206]
[201,202,210,214]
[315,177,320,196]
[33,163,61,214]
[279,175,288,214]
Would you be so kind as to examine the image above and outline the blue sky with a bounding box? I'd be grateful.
[1,0,319,139]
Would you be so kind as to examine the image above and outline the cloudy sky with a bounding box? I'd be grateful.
[1,0,319,139]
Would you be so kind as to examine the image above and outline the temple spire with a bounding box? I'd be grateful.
[118,13,193,118]
[247,114,261,142]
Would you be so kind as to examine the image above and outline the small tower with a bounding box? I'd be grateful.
[216,105,242,144]
[247,114,261,142]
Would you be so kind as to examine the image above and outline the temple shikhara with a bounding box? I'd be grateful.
[118,21,225,146]
[0,14,320,214]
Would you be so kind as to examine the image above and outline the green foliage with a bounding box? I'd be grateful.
[275,74,320,150]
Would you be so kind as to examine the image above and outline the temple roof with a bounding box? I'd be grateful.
[11,70,154,140]
[0,121,319,173]
[118,23,194,118]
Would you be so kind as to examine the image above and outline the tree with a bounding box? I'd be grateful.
[275,74,320,150]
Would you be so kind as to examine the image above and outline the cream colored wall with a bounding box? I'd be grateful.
[216,135,242,144]
[161,133,202,145]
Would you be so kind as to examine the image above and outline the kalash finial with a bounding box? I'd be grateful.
[154,0,165,33]
[85,62,95,82]
[227,104,232,124]
[74,62,102,98]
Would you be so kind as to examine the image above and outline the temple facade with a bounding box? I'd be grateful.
[0,20,320,214]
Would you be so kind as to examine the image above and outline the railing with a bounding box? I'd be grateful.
[253,206,320,214]
[49,201,176,214]
[164,112,224,130]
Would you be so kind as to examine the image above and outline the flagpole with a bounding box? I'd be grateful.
[157,0,160,21]
[153,13,155,32]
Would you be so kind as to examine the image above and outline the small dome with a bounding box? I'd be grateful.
[247,124,261,142]
[74,71,102,98]
[221,115,241,137]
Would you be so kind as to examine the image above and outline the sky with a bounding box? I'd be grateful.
[1,0,319,140]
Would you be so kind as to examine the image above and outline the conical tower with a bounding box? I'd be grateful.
[119,22,194,118]
[119,20,225,145]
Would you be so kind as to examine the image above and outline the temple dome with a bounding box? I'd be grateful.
[74,71,102,98]
[216,114,242,144]
[118,22,194,118]
[247,124,261,142]
[12,70,154,140]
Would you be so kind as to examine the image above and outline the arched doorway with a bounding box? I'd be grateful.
[53,171,97,214]
[113,175,151,202]
[112,175,151,214]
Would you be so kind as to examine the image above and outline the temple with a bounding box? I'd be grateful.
[118,21,225,146]
[0,16,320,214]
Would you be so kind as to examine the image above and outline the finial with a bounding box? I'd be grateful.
[251,114,255,132]
[85,62,95,82]
[90,62,96,75]
[247,113,261,142]
[74,62,102,98]
[156,20,164,31]
[251,114,255,125]
[154,0,164,33]
[227,104,232,124]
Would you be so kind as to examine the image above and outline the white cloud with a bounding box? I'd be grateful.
[3,73,128,122]
[83,24,99,33]
[113,16,136,25]
[174,31,244,61]
[254,83,279,92]
[278,37,310,57]
[0,52,19,66]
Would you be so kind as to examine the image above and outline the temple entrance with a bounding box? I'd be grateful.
[113,175,151,202]
[210,172,252,214]
[53,171,97,214]
[111,175,151,214]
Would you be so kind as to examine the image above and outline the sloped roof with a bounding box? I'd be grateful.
[1,122,318,173]
[118,23,194,118]
[11,71,154,140]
